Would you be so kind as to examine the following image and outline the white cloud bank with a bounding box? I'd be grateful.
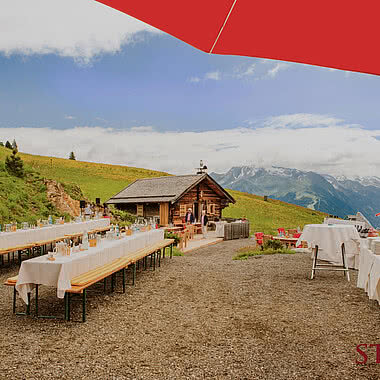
[1,114,380,178]
[0,0,159,63]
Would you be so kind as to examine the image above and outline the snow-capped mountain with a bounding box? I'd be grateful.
[210,166,380,228]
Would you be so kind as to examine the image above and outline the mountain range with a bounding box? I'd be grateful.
[210,166,380,228]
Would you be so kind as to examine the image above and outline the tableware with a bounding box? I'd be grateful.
[47,252,55,261]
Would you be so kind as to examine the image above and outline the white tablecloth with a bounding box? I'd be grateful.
[296,224,360,268]
[357,241,380,304]
[16,229,163,304]
[0,219,110,250]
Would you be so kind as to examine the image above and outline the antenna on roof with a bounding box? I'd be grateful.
[196,160,208,174]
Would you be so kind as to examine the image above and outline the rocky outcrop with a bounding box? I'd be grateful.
[44,179,81,217]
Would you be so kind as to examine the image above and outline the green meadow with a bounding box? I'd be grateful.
[223,190,326,234]
[0,146,168,203]
[0,146,327,230]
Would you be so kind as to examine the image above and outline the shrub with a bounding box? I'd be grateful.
[263,239,283,250]
[5,149,25,178]
[110,207,135,225]
[233,242,294,260]
[61,182,84,201]
[171,246,184,256]
[164,231,180,245]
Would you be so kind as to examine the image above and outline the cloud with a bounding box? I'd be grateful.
[204,71,221,81]
[233,63,256,79]
[64,115,76,120]
[129,126,155,133]
[188,76,201,83]
[0,0,160,63]
[189,71,221,83]
[191,60,290,83]
[262,113,345,129]
[2,114,380,178]
[266,62,289,78]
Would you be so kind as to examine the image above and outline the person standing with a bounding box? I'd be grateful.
[84,203,92,219]
[201,210,208,239]
[185,208,195,224]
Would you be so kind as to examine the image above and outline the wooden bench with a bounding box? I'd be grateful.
[0,237,68,266]
[4,275,32,316]
[0,243,37,266]
[66,238,174,321]
[5,238,175,322]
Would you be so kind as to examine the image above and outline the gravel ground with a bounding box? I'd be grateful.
[0,239,379,380]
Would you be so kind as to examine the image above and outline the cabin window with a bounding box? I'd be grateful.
[179,204,186,217]
[137,204,144,216]
[207,203,216,214]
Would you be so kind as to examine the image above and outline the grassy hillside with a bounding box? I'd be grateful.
[0,146,169,203]
[0,146,327,231]
[223,190,326,234]
[0,161,63,224]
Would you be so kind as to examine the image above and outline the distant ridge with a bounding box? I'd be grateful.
[211,165,380,228]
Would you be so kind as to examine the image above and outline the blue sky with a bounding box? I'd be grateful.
[1,33,379,132]
[1,1,380,177]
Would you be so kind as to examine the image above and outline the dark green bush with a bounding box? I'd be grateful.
[263,239,283,250]
[5,149,25,178]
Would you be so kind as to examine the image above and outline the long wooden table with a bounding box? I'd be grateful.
[5,230,175,322]
[0,224,111,266]
[0,219,110,250]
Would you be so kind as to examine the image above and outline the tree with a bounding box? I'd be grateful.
[69,151,76,160]
[11,139,18,150]
[5,141,12,149]
[5,149,25,178]
[0,142,4,147]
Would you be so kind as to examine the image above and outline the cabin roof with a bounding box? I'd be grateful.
[105,174,235,204]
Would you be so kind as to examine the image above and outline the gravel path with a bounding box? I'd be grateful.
[0,239,379,379]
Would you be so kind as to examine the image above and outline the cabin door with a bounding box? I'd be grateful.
[193,202,199,222]
[194,201,205,222]
[159,202,169,226]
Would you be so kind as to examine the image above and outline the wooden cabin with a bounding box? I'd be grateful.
[105,174,235,226]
